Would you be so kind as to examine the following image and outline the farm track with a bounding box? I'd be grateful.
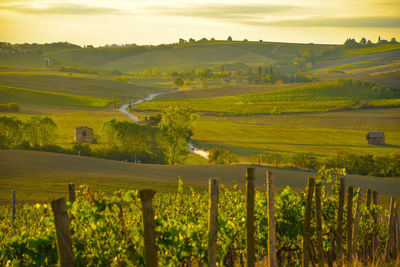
[0,150,399,200]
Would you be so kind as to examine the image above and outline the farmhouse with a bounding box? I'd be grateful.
[367,132,385,145]
[74,126,93,143]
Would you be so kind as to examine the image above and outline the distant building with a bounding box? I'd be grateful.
[367,132,385,145]
[74,126,93,143]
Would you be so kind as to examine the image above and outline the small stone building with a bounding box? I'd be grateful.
[74,126,93,143]
[367,132,385,145]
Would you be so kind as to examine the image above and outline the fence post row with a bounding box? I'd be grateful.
[363,188,372,263]
[138,189,157,267]
[353,188,363,254]
[12,190,16,227]
[208,178,219,267]
[68,184,76,203]
[346,186,354,265]
[372,191,379,261]
[385,197,397,261]
[314,183,324,267]
[336,177,346,267]
[51,198,75,267]
[246,167,256,267]
[303,177,315,267]
[266,171,277,267]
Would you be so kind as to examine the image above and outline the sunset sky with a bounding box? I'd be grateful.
[1,0,399,46]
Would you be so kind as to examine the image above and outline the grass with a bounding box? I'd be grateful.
[0,105,129,147]
[0,70,163,100]
[344,43,400,57]
[138,80,400,115]
[46,41,335,72]
[187,108,400,160]
[0,85,112,108]
[1,150,399,203]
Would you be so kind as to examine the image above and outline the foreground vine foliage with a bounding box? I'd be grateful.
[0,172,393,266]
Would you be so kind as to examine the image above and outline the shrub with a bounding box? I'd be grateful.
[0,102,20,112]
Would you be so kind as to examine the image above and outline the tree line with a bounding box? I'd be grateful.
[0,106,197,165]
[252,151,400,177]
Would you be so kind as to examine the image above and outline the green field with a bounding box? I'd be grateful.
[0,85,112,107]
[188,108,400,160]
[44,41,336,72]
[0,69,169,99]
[138,80,400,115]
[343,43,400,57]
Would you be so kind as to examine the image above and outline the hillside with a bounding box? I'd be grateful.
[138,79,400,115]
[0,70,157,99]
[43,41,336,72]
[1,150,399,202]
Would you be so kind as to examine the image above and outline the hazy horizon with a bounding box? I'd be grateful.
[1,0,399,46]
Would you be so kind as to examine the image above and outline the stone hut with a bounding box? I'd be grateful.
[74,126,93,143]
[367,132,385,145]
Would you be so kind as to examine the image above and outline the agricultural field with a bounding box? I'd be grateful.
[137,79,400,115]
[1,150,399,203]
[189,108,400,159]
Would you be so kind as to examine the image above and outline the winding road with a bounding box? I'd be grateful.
[118,91,209,159]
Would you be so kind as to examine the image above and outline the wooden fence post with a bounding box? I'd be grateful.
[303,177,315,267]
[385,197,395,261]
[246,167,255,267]
[372,191,379,261]
[138,189,157,267]
[346,186,354,265]
[363,188,372,263]
[353,188,363,255]
[314,184,324,267]
[336,177,345,267]
[12,190,16,227]
[51,198,75,267]
[395,202,399,256]
[208,178,219,267]
[266,171,277,267]
[68,184,75,203]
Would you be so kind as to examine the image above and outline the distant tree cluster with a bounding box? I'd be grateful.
[0,106,197,165]
[253,151,400,177]
[0,102,20,112]
[343,36,397,49]
[0,116,58,150]
[58,66,98,74]
[208,147,238,165]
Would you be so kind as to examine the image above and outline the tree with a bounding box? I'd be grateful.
[24,116,57,148]
[173,77,184,87]
[390,37,397,43]
[208,147,238,164]
[189,38,195,43]
[158,106,197,165]
[360,37,367,46]
[0,116,23,149]
[178,38,187,44]
[227,36,232,41]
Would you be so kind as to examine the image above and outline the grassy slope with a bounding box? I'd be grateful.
[1,150,399,203]
[0,71,163,100]
[189,108,400,159]
[48,41,335,72]
[138,80,400,115]
[0,85,112,107]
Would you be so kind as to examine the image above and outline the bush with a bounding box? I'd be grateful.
[0,102,20,112]
[208,147,238,164]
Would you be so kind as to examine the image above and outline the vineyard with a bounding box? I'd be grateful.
[1,168,399,266]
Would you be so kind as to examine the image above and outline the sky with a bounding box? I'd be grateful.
[0,0,399,46]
